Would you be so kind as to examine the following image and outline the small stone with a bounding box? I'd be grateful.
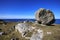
[23,20,30,23]
[35,21,38,24]
[47,32,52,35]
[0,32,3,35]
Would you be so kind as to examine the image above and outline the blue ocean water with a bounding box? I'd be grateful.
[0,19,60,24]
[54,19,60,24]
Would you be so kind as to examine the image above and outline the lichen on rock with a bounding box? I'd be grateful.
[30,29,43,40]
[15,23,44,40]
[15,23,33,37]
[35,8,55,25]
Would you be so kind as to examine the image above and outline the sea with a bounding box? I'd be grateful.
[0,19,60,24]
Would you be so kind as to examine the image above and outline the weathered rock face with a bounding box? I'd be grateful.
[15,23,44,40]
[15,23,33,37]
[35,8,55,25]
[30,29,43,40]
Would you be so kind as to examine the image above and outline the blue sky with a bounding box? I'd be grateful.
[0,0,60,19]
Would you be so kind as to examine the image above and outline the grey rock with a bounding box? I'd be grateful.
[23,20,30,23]
[15,23,33,37]
[30,29,43,40]
[0,32,3,35]
[35,8,55,25]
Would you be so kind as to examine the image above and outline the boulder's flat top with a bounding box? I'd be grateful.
[0,22,60,40]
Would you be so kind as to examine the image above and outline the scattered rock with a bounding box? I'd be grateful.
[35,8,55,25]
[24,20,33,24]
[2,32,7,35]
[23,20,30,23]
[0,19,7,25]
[35,21,38,24]
[47,32,52,35]
[0,32,3,35]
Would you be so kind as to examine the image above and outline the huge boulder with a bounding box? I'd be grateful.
[15,23,44,40]
[35,8,55,25]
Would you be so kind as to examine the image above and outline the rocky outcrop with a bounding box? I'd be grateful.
[15,23,43,40]
[35,8,55,25]
[15,23,33,37]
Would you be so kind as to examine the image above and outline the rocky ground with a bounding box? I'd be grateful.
[0,22,60,40]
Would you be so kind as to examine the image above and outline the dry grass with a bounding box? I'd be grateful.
[0,22,60,40]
